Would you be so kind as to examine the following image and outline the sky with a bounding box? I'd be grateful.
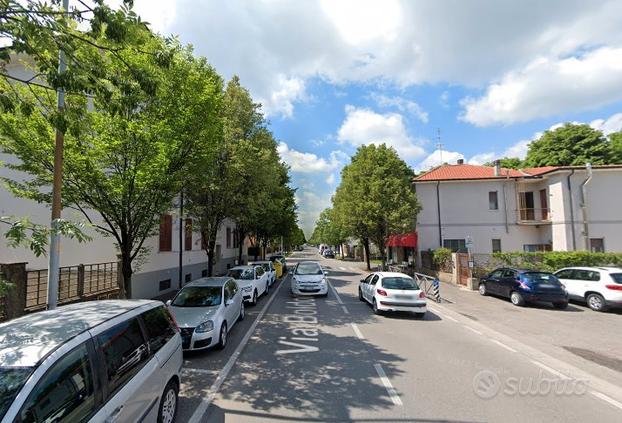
[114,0,622,237]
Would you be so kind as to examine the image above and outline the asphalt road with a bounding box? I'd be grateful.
[176,248,622,422]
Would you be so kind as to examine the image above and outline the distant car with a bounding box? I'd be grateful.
[0,300,182,423]
[479,268,568,308]
[167,277,244,351]
[227,265,269,305]
[554,267,622,311]
[359,272,427,317]
[323,249,335,258]
[249,260,276,286]
[291,261,329,297]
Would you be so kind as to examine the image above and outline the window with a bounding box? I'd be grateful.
[574,270,600,281]
[255,267,265,277]
[488,191,498,210]
[443,239,466,252]
[159,214,172,252]
[492,239,501,253]
[555,269,575,279]
[523,244,552,252]
[184,218,193,251]
[185,273,192,283]
[141,306,176,354]
[590,238,605,253]
[233,230,239,249]
[502,269,517,278]
[173,286,222,307]
[97,319,148,396]
[201,269,208,277]
[224,281,236,302]
[159,279,171,291]
[19,343,95,423]
[489,269,504,278]
[370,275,379,285]
[226,227,232,249]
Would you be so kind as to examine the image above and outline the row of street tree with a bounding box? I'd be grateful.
[0,1,300,297]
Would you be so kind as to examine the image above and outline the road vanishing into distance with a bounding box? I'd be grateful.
[176,248,622,422]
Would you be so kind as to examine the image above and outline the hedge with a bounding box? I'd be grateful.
[491,251,622,273]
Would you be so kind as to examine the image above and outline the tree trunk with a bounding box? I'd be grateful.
[207,237,216,276]
[363,238,371,270]
[121,255,133,299]
[236,227,246,265]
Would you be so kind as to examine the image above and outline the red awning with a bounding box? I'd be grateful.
[385,232,417,248]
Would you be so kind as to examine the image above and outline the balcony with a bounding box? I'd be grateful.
[517,208,551,225]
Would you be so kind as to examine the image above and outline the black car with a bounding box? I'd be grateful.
[479,268,568,309]
[323,250,335,258]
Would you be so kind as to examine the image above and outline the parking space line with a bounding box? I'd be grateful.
[351,323,365,339]
[489,339,517,353]
[530,360,571,380]
[188,273,287,423]
[463,325,483,335]
[590,391,622,411]
[328,281,344,305]
[374,363,403,406]
[341,305,350,314]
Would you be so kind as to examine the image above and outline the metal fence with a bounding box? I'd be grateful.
[374,264,441,303]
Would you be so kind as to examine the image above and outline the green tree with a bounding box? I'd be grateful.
[484,157,523,169]
[332,144,420,269]
[610,131,622,163]
[524,123,612,167]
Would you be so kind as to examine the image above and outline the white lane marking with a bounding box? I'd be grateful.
[182,368,213,375]
[463,325,483,335]
[489,339,518,353]
[591,391,622,411]
[188,272,286,423]
[530,360,571,380]
[328,281,344,305]
[351,323,365,339]
[443,314,458,323]
[341,305,350,315]
[339,266,346,271]
[374,363,403,406]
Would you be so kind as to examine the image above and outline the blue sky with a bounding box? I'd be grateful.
[120,0,622,236]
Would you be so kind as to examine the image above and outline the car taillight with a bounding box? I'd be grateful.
[376,289,388,296]
[419,291,426,299]
[605,284,622,291]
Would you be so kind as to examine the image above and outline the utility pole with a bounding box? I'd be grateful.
[435,128,444,165]
[46,0,69,310]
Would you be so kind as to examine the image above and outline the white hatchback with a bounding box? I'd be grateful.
[227,265,270,305]
[554,267,622,311]
[291,261,329,297]
[359,272,427,317]
[249,261,276,286]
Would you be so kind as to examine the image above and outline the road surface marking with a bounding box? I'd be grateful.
[463,325,483,335]
[489,339,517,353]
[182,368,213,375]
[188,272,286,423]
[328,281,344,304]
[351,323,365,339]
[530,360,570,380]
[374,363,403,406]
[443,314,458,322]
[339,266,346,271]
[341,305,350,314]
[591,391,622,411]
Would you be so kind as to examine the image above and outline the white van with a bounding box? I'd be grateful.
[0,300,183,423]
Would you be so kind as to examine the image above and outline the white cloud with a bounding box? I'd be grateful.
[590,113,622,135]
[326,173,336,185]
[261,76,307,118]
[277,142,346,173]
[295,190,332,235]
[461,47,622,126]
[337,105,425,160]
[439,91,450,109]
[414,149,464,172]
[371,93,428,123]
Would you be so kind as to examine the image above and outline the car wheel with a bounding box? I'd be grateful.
[478,283,487,296]
[372,298,382,315]
[586,293,607,312]
[553,302,568,310]
[217,322,228,350]
[510,291,525,307]
[157,380,178,423]
[251,290,258,306]
[238,302,245,321]
[359,288,364,301]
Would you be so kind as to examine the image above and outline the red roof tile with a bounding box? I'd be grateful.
[414,164,560,181]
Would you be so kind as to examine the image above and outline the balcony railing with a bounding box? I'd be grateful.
[517,208,551,224]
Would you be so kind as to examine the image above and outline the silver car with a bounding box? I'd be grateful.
[167,277,244,351]
[291,261,329,297]
[0,300,182,423]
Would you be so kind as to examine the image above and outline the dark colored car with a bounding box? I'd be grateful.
[478,268,568,309]
[323,249,335,258]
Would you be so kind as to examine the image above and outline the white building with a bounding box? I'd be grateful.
[414,160,622,254]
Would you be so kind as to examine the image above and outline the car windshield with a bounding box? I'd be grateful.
[172,286,222,307]
[521,272,561,285]
[258,263,270,272]
[382,277,419,290]
[611,273,622,284]
[228,268,254,280]
[0,367,33,419]
[296,263,323,275]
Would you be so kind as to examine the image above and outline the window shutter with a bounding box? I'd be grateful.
[159,214,172,252]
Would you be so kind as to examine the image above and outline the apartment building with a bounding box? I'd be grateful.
[414,160,622,254]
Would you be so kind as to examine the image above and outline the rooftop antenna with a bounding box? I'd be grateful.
[435,128,444,165]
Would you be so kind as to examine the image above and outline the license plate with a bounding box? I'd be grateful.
[395,295,413,300]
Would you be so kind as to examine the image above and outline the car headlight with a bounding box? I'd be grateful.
[195,320,214,333]
[321,278,327,285]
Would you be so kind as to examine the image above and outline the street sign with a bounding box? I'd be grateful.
[465,236,474,249]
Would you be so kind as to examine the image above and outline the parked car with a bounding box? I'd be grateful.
[479,268,569,308]
[270,254,288,273]
[291,261,329,297]
[554,267,622,311]
[0,300,182,423]
[227,265,269,305]
[359,272,427,317]
[249,260,276,286]
[323,249,335,258]
[167,277,244,351]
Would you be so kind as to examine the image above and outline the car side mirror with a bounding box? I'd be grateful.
[324,271,329,276]
[166,300,172,307]
[360,279,366,283]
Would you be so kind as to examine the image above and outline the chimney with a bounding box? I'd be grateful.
[494,160,501,177]
[457,159,464,165]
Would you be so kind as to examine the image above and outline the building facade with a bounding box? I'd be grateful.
[414,161,622,255]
